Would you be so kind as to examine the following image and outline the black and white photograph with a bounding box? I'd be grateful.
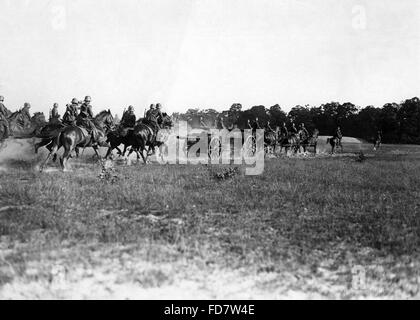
[0,0,420,302]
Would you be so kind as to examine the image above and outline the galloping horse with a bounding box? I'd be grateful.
[40,110,114,171]
[7,110,46,138]
[126,113,173,163]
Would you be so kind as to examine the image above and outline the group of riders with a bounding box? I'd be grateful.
[1,93,346,150]
[0,94,168,141]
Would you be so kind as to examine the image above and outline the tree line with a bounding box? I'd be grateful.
[172,97,420,144]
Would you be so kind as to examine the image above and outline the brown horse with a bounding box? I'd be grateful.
[40,110,114,171]
[7,110,46,138]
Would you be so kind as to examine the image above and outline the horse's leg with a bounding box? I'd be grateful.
[105,146,113,159]
[34,138,50,154]
[115,146,123,156]
[40,146,56,172]
[92,145,101,160]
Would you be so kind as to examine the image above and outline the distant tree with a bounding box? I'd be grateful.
[288,105,315,131]
[398,97,420,143]
[378,103,400,143]
[268,104,287,127]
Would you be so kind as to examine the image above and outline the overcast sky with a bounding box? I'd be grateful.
[0,0,419,116]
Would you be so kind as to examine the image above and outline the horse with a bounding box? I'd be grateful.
[326,136,342,154]
[264,129,278,155]
[279,132,300,154]
[300,129,319,153]
[7,110,47,138]
[40,110,114,171]
[126,113,173,164]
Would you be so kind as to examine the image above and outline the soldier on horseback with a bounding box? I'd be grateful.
[22,103,31,120]
[333,126,343,148]
[280,122,288,137]
[0,96,10,138]
[62,98,79,125]
[145,104,156,120]
[77,96,97,138]
[49,103,60,123]
[118,105,136,137]
[299,123,309,139]
[155,103,164,124]
[290,122,298,135]
[121,105,136,128]
[0,96,10,118]
[265,120,275,132]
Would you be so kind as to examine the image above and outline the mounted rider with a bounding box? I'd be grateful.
[0,96,11,118]
[290,122,298,135]
[20,103,32,128]
[121,105,136,128]
[265,120,274,132]
[154,103,164,124]
[299,123,309,140]
[119,105,136,137]
[334,126,342,140]
[280,122,289,137]
[0,96,10,137]
[77,96,97,139]
[145,104,156,120]
[49,103,60,123]
[62,98,79,125]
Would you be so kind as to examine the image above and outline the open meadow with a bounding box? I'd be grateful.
[0,139,419,299]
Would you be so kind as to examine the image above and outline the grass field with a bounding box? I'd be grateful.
[0,139,419,299]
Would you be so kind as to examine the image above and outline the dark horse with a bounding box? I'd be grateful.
[326,136,343,154]
[40,110,114,171]
[125,113,173,164]
[7,110,46,138]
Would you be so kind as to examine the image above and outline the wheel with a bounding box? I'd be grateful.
[208,137,221,161]
[242,135,256,157]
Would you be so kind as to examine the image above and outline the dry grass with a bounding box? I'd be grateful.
[0,140,419,299]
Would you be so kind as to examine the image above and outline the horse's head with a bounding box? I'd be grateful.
[161,113,173,129]
[32,112,47,124]
[312,129,319,138]
[95,109,115,130]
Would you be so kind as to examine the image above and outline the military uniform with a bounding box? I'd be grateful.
[0,103,9,118]
[335,128,342,139]
[79,103,93,119]
[290,123,298,135]
[120,109,136,128]
[50,104,60,122]
[21,104,31,122]
[0,112,10,138]
[0,97,10,137]
[63,103,78,125]
[76,97,95,135]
